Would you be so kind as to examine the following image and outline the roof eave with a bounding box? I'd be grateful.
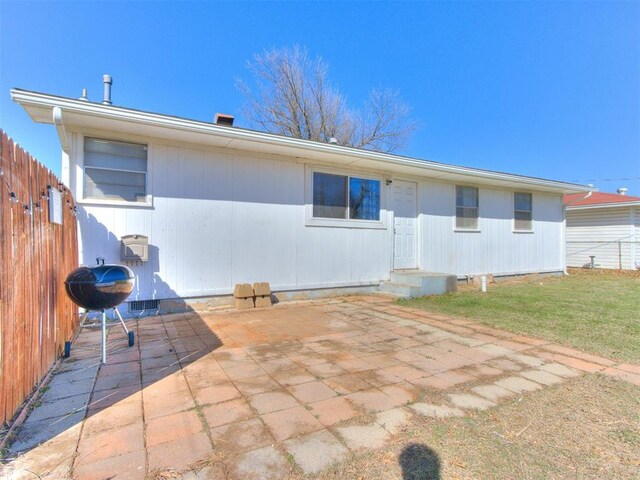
[567,201,640,210]
[11,88,592,194]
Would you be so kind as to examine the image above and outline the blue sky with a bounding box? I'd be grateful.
[2,1,639,194]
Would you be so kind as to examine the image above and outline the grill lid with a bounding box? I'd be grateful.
[65,258,135,310]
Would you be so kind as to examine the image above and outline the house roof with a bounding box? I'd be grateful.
[11,88,592,194]
[564,191,640,210]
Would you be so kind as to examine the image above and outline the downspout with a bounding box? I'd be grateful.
[52,106,69,153]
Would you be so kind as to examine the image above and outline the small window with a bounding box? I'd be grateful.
[514,192,533,230]
[84,138,147,202]
[313,172,380,221]
[456,186,478,229]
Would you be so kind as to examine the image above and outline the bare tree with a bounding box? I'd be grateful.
[237,46,416,153]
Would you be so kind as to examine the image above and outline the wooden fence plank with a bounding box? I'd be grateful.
[0,131,79,425]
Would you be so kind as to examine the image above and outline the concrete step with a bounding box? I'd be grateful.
[382,271,457,297]
[378,281,421,298]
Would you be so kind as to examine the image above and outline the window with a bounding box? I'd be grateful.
[83,137,147,202]
[313,172,380,221]
[514,192,533,231]
[456,186,479,229]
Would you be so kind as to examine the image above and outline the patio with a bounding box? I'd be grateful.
[4,294,634,480]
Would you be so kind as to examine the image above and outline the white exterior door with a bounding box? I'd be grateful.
[392,180,418,269]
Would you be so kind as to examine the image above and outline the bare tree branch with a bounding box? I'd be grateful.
[237,46,417,153]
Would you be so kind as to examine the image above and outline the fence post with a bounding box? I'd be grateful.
[618,241,622,270]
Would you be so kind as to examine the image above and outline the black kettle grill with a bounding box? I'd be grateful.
[64,258,136,363]
[65,259,135,310]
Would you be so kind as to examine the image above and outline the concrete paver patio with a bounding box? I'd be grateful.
[3,294,639,479]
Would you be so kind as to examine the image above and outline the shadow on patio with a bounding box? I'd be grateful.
[4,293,613,480]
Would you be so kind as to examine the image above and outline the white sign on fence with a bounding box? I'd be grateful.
[48,186,63,225]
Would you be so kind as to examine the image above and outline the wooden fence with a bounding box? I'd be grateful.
[0,130,79,425]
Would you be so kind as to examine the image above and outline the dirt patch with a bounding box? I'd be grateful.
[291,374,639,480]
[568,267,640,278]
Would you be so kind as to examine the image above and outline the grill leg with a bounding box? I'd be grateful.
[114,307,135,347]
[79,310,90,328]
[113,307,129,334]
[101,309,107,364]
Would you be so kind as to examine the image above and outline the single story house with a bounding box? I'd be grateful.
[12,86,590,313]
[565,191,640,270]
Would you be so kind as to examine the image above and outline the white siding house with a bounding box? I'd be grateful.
[565,192,640,270]
[12,88,589,311]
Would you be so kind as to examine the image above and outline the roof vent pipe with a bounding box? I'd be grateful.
[79,88,89,102]
[329,137,338,145]
[617,187,628,196]
[102,75,112,105]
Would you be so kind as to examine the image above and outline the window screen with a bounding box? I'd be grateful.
[349,177,380,220]
[84,138,147,202]
[456,186,479,229]
[514,192,533,230]
[313,172,380,221]
[313,172,348,218]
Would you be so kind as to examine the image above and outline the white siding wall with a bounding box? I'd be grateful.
[418,179,564,276]
[566,207,638,269]
[71,135,391,300]
[68,132,567,300]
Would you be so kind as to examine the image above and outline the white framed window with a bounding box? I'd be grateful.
[514,192,533,231]
[313,171,381,220]
[305,167,386,229]
[455,185,479,230]
[83,137,148,203]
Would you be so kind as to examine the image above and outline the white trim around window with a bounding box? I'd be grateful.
[304,165,387,229]
[513,191,533,232]
[455,185,479,231]
[78,135,153,207]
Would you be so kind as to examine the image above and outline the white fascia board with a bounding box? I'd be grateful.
[566,201,640,211]
[11,88,592,194]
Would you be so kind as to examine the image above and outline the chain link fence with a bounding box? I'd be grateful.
[567,241,640,270]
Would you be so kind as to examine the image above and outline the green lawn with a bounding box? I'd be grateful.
[399,271,640,363]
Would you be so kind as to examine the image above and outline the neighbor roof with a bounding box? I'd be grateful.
[11,88,592,194]
[564,192,640,209]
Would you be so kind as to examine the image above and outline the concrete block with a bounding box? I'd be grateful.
[494,376,541,394]
[234,283,254,299]
[26,392,90,423]
[375,407,412,434]
[253,282,271,296]
[9,411,84,453]
[520,369,564,386]
[384,271,457,298]
[471,384,515,402]
[447,393,496,410]
[235,297,255,309]
[284,429,348,474]
[410,403,464,418]
[336,423,390,450]
[255,296,273,308]
[234,445,290,480]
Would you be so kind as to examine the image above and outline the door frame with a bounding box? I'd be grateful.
[391,178,419,270]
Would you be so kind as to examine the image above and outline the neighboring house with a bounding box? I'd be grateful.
[565,191,640,270]
[12,87,589,312]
